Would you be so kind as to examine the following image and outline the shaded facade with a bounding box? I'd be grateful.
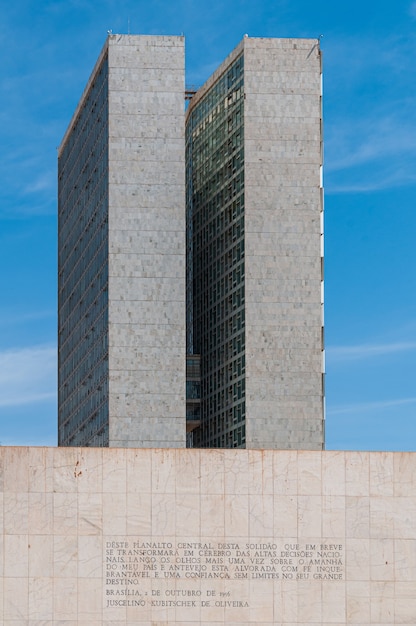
[186,53,245,448]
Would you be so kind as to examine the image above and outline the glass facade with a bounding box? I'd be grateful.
[186,54,246,448]
[58,55,109,446]
[186,354,201,448]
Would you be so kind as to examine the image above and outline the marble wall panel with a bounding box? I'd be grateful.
[1,447,415,624]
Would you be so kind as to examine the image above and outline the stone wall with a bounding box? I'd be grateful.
[1,447,415,624]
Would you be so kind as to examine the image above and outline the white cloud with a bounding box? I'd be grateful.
[0,309,55,327]
[326,115,416,172]
[0,344,56,407]
[24,170,55,195]
[325,109,416,193]
[324,35,416,193]
[327,340,416,362]
[327,396,416,416]
[326,171,416,194]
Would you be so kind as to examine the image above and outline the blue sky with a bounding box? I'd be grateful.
[1,0,415,450]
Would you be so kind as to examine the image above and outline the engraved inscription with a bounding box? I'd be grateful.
[104,538,344,610]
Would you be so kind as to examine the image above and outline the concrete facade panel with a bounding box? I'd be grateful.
[109,91,184,116]
[109,213,183,231]
[244,117,321,140]
[109,229,183,254]
[245,233,320,256]
[244,70,321,94]
[108,159,184,185]
[244,93,320,118]
[108,114,184,139]
[245,278,322,303]
[109,252,185,278]
[245,326,322,349]
[108,276,184,302]
[109,186,184,210]
[110,134,184,156]
[108,35,184,68]
[109,67,184,92]
[108,394,185,417]
[110,345,183,371]
[109,370,184,395]
[244,139,322,164]
[108,313,184,337]
[241,211,320,235]
[245,162,320,187]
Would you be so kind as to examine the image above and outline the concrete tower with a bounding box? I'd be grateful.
[58,35,186,447]
[186,37,324,449]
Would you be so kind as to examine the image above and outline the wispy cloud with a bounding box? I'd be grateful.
[409,1,416,18]
[327,396,416,416]
[325,107,416,193]
[23,170,55,195]
[0,345,56,407]
[327,340,416,362]
[0,144,57,218]
[326,171,416,194]
[326,114,416,172]
[324,34,416,193]
[0,309,55,328]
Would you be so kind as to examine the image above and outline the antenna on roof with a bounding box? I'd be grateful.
[128,17,130,34]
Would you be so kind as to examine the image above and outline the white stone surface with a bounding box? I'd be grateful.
[1,446,416,624]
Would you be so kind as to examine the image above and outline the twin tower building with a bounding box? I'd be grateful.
[58,34,324,451]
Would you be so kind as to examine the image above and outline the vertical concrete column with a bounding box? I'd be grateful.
[243,38,324,449]
[107,35,186,447]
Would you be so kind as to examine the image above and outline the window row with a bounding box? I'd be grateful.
[194,413,245,448]
[59,195,108,284]
[194,218,244,264]
[193,171,244,214]
[60,400,108,447]
[59,224,108,311]
[60,56,108,175]
[59,113,108,209]
[188,54,243,126]
[59,302,108,369]
[192,193,244,236]
[190,87,243,151]
[59,331,108,402]
[204,355,245,394]
[59,366,108,431]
